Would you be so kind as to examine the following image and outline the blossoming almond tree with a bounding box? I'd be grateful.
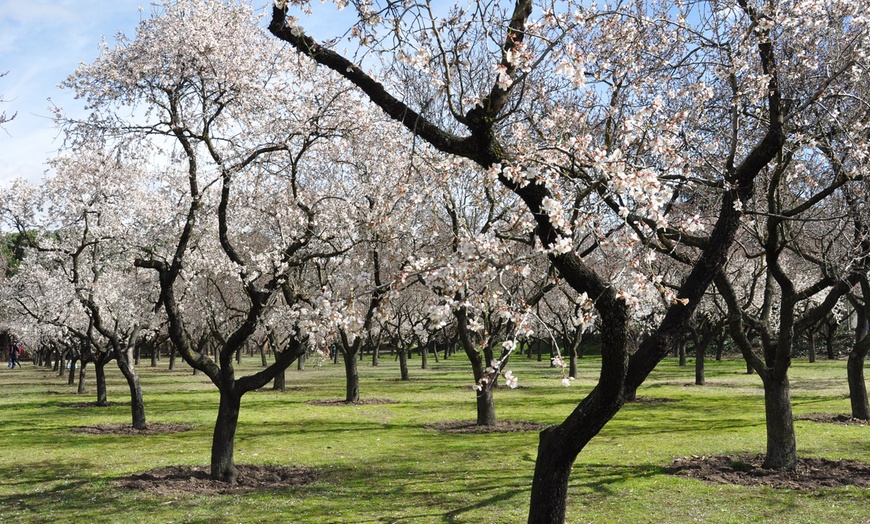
[269,0,867,520]
[61,0,402,482]
[0,146,159,424]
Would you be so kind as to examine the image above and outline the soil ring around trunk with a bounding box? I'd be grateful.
[112,464,317,495]
[71,422,196,435]
[307,398,397,406]
[668,454,870,489]
[796,413,869,425]
[424,420,547,434]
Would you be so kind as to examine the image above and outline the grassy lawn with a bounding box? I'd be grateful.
[0,353,867,523]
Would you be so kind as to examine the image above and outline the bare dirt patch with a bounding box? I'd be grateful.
[64,401,130,408]
[668,454,870,489]
[71,422,196,435]
[796,413,869,426]
[113,464,316,495]
[424,420,547,434]
[307,398,397,406]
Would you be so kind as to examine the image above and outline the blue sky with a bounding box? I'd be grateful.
[0,1,145,186]
[0,1,353,187]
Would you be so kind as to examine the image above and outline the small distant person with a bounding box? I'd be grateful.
[9,343,21,369]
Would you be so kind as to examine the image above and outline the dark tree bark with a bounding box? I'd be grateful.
[342,344,360,402]
[847,287,870,419]
[67,356,77,385]
[760,373,797,469]
[274,368,286,391]
[95,356,108,406]
[77,360,88,394]
[211,387,241,483]
[846,345,869,420]
[398,347,410,381]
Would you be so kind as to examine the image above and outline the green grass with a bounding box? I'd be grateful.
[0,355,867,523]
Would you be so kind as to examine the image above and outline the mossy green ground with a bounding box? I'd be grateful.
[0,354,867,523]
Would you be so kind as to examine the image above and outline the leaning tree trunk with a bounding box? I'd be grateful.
[211,387,242,482]
[95,358,108,406]
[761,374,797,470]
[847,343,870,420]
[115,349,146,430]
[528,388,625,524]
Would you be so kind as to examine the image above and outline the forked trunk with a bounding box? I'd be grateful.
[761,375,797,470]
[211,388,241,482]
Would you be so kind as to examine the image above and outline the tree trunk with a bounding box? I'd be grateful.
[67,357,77,385]
[527,427,573,524]
[398,348,410,380]
[420,343,428,369]
[807,331,816,363]
[297,352,305,370]
[476,386,496,426]
[273,367,286,391]
[77,360,88,394]
[116,350,146,430]
[761,375,797,470]
[372,344,379,366]
[694,343,705,386]
[169,345,177,370]
[150,345,157,367]
[678,339,687,367]
[528,390,625,523]
[343,350,359,402]
[847,345,869,420]
[211,388,241,482]
[95,359,108,406]
[715,332,724,361]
